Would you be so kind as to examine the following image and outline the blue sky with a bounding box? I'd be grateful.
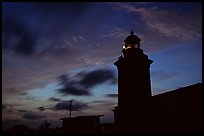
[2,2,202,129]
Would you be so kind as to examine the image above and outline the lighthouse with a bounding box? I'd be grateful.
[113,30,153,133]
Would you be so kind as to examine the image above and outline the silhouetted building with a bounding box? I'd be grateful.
[114,30,153,133]
[150,83,202,134]
[113,30,202,134]
[60,115,103,132]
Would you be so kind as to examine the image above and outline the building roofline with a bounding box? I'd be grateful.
[60,115,104,120]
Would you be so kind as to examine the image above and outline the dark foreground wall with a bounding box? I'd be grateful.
[150,83,202,134]
[113,83,202,134]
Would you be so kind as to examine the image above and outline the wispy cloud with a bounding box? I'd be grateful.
[112,3,202,41]
[2,50,88,96]
[102,27,128,39]
[151,71,176,82]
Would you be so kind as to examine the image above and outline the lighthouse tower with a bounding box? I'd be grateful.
[113,30,153,133]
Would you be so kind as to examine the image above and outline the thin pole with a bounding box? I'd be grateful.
[69,100,72,118]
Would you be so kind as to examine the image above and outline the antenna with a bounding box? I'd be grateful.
[130,28,134,35]
[68,100,73,118]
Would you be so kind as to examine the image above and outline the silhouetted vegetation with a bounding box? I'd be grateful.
[39,120,51,130]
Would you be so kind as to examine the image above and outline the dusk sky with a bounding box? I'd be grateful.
[2,2,202,129]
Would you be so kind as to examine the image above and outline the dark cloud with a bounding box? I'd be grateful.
[22,112,46,120]
[105,93,118,98]
[37,106,52,112]
[57,69,116,96]
[2,11,38,56]
[18,109,27,113]
[2,16,23,35]
[58,86,90,96]
[59,74,69,85]
[20,92,27,96]
[49,97,61,102]
[14,34,37,55]
[79,69,116,88]
[2,2,91,57]
[38,107,46,111]
[53,100,88,111]
[57,74,90,96]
